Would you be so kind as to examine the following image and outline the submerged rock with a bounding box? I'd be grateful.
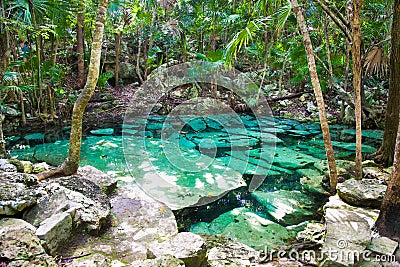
[337,178,387,208]
[298,168,328,195]
[24,133,44,141]
[190,207,298,250]
[0,218,57,266]
[125,137,246,210]
[252,190,316,225]
[90,128,114,136]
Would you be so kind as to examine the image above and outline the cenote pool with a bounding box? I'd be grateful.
[9,115,383,250]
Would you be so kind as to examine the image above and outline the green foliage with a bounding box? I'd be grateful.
[0,0,395,119]
[97,72,113,89]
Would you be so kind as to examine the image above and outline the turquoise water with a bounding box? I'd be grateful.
[9,115,383,249]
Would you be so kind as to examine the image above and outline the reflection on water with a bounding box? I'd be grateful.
[9,115,382,249]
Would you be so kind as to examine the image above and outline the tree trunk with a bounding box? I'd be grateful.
[51,36,59,66]
[19,89,26,125]
[77,8,85,88]
[28,0,46,115]
[352,0,364,180]
[37,0,109,180]
[375,118,400,241]
[374,0,400,166]
[323,15,334,89]
[0,111,6,158]
[136,33,144,84]
[0,0,9,73]
[10,34,18,62]
[47,85,56,120]
[340,1,352,121]
[144,5,157,80]
[291,0,338,193]
[114,33,120,89]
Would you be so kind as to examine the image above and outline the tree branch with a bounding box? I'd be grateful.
[314,0,352,41]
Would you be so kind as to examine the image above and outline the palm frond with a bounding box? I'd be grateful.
[364,46,389,77]
[225,20,260,66]
[275,0,291,34]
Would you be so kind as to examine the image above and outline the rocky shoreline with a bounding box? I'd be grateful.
[0,158,399,266]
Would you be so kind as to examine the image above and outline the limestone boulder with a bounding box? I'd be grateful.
[320,195,382,266]
[321,208,372,266]
[0,172,39,215]
[24,177,110,234]
[35,212,73,255]
[0,218,57,266]
[77,165,117,195]
[148,232,207,267]
[0,159,17,172]
[337,178,387,208]
[130,255,185,267]
[64,185,177,265]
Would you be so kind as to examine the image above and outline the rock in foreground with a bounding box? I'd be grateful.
[337,178,387,208]
[0,218,57,266]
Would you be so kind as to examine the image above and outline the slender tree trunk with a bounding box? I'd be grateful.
[37,0,109,180]
[323,15,334,89]
[47,85,56,120]
[77,8,85,88]
[278,53,289,96]
[114,33,121,89]
[0,0,9,73]
[10,34,18,62]
[291,0,338,193]
[0,3,6,149]
[144,5,157,80]
[40,35,45,62]
[0,111,6,158]
[38,35,48,116]
[52,36,59,66]
[374,0,400,166]
[352,0,364,180]
[49,36,58,121]
[19,89,26,125]
[28,0,46,115]
[340,1,352,121]
[376,109,400,241]
[136,33,144,84]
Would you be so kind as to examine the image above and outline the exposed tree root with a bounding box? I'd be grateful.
[36,159,78,181]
